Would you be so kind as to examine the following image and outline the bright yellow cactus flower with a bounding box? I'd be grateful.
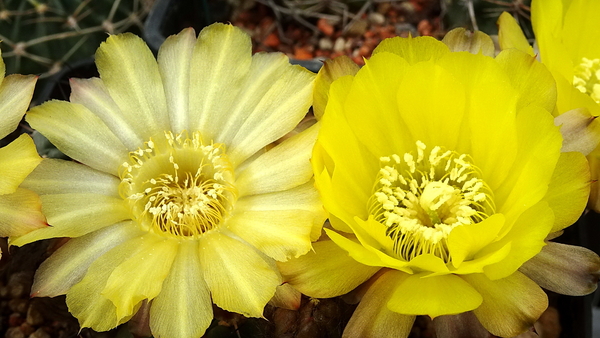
[0,48,44,244]
[499,1,600,212]
[280,30,600,338]
[1,23,326,337]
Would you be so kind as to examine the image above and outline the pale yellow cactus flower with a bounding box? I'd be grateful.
[2,23,326,337]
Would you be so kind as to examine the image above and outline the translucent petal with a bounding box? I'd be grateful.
[0,74,36,139]
[313,55,359,120]
[372,35,450,64]
[188,23,252,143]
[543,152,589,232]
[497,12,535,56]
[66,234,161,331]
[442,28,495,57]
[70,78,143,150]
[0,134,41,195]
[387,273,482,318]
[344,52,413,157]
[10,193,129,246]
[495,49,557,113]
[22,158,120,196]
[494,105,562,221]
[157,28,196,134]
[26,101,129,176]
[482,202,554,280]
[199,230,280,317]
[226,209,314,261]
[103,237,178,319]
[395,60,466,150]
[448,214,506,267]
[95,33,168,140]
[233,180,326,242]
[236,123,319,195]
[0,188,46,237]
[150,240,213,338]
[278,239,379,298]
[32,221,141,297]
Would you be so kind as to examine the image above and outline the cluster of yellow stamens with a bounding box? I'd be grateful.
[119,131,236,238]
[369,141,494,262]
[573,57,600,103]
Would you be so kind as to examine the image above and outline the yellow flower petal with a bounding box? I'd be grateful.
[0,74,36,139]
[497,12,535,56]
[344,52,413,157]
[316,76,378,227]
[279,239,380,298]
[224,55,314,165]
[588,154,600,212]
[344,270,415,338]
[448,214,505,268]
[519,242,600,296]
[32,222,141,297]
[326,228,411,273]
[26,100,129,176]
[442,28,495,57]
[226,209,314,261]
[495,49,557,113]
[149,240,213,338]
[10,193,129,246]
[313,55,360,120]
[199,230,281,317]
[66,234,158,331]
[157,28,196,134]
[189,24,314,165]
[103,237,178,319]
[561,0,600,62]
[372,35,450,64]
[234,180,326,242]
[494,105,562,220]
[387,273,482,318]
[236,123,319,195]
[21,158,119,196]
[0,188,46,237]
[0,134,41,195]
[482,202,554,280]
[69,78,143,150]
[95,33,169,141]
[395,60,466,150]
[463,271,548,337]
[543,151,589,232]
[188,23,252,142]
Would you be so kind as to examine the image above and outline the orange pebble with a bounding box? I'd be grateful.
[294,46,314,60]
[317,18,335,36]
[263,32,280,47]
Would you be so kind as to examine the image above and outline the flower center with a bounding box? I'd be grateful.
[368,141,495,262]
[119,131,237,238]
[573,57,600,103]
